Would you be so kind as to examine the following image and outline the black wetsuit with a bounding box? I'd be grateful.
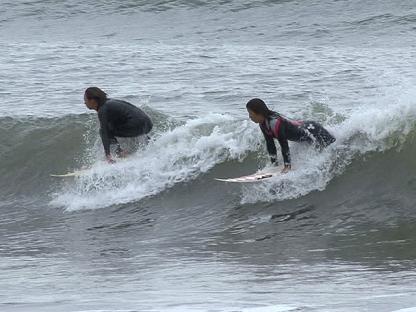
[98,99,153,156]
[260,113,335,165]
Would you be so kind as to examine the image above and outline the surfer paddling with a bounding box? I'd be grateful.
[246,98,335,173]
[84,87,153,163]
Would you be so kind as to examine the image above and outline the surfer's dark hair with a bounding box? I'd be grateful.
[246,98,277,117]
[85,87,107,107]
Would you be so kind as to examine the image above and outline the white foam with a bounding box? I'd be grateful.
[242,86,416,204]
[51,113,260,210]
[51,85,416,210]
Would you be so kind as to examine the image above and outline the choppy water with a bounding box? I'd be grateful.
[1,0,416,311]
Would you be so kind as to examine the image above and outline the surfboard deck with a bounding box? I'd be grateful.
[215,165,284,183]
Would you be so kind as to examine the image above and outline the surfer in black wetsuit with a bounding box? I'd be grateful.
[84,87,153,163]
[246,98,335,173]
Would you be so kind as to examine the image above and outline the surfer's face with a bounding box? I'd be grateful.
[84,94,98,111]
[247,109,264,124]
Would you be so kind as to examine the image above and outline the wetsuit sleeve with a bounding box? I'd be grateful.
[98,107,111,156]
[277,122,291,165]
[260,126,277,163]
[278,138,291,165]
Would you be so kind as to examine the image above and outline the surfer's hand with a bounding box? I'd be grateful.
[106,155,116,164]
[281,164,291,174]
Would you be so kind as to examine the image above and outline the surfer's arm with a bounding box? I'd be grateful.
[261,128,278,164]
[98,108,112,157]
[278,137,291,166]
[277,121,292,170]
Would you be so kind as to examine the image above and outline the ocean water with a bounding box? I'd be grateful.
[1,0,416,311]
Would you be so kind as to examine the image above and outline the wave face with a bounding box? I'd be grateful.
[1,85,415,212]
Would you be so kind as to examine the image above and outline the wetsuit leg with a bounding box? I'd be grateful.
[100,126,122,154]
[302,121,335,149]
[100,127,119,144]
[110,118,153,156]
[112,118,153,138]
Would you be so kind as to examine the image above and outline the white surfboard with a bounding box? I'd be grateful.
[215,165,285,183]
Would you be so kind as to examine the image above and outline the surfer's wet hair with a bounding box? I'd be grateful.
[85,87,108,107]
[246,98,276,117]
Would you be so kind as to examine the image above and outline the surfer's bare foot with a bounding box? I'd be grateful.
[281,165,291,174]
[117,149,129,158]
[115,146,129,158]
[106,155,116,164]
